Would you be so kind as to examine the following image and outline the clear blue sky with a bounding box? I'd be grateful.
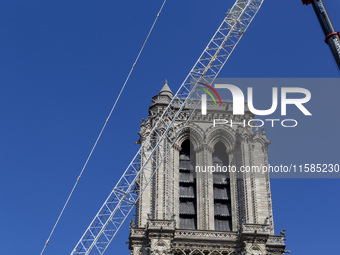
[0,0,339,254]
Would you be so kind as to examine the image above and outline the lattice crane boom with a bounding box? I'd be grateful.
[71,1,264,254]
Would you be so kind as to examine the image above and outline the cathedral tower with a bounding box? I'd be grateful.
[129,81,287,255]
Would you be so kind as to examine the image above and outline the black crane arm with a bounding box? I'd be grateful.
[302,0,340,70]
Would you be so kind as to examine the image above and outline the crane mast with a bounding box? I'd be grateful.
[71,0,264,254]
[302,0,340,70]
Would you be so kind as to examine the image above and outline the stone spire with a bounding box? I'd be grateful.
[150,80,173,107]
[158,80,173,98]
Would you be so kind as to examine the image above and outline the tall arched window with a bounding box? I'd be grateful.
[179,139,197,229]
[213,142,232,231]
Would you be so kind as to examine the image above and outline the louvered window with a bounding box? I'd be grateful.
[213,142,232,231]
[179,140,197,229]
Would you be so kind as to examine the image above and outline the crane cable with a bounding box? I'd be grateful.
[39,1,168,254]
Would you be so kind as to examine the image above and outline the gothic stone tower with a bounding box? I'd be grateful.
[129,81,287,255]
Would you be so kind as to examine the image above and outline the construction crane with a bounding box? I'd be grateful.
[302,0,340,70]
[70,0,264,254]
[67,0,340,254]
